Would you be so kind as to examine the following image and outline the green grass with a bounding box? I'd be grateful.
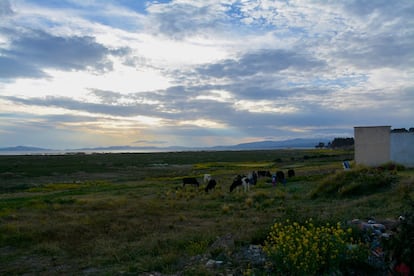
[0,149,412,274]
[310,166,398,199]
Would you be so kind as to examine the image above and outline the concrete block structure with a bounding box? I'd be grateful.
[391,131,414,167]
[354,126,391,167]
[354,126,414,167]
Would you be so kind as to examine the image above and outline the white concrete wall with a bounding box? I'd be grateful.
[354,126,391,166]
[391,132,414,167]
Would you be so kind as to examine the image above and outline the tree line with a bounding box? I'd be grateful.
[315,137,354,149]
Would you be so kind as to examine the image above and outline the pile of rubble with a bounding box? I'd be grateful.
[203,233,267,274]
[350,217,411,275]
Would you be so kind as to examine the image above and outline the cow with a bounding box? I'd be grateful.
[203,174,212,183]
[257,170,271,178]
[182,177,199,187]
[276,171,286,185]
[230,175,250,192]
[248,171,258,185]
[288,169,295,178]
[205,179,217,193]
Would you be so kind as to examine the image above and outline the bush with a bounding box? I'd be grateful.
[310,167,397,198]
[386,195,414,273]
[377,162,405,172]
[263,219,368,275]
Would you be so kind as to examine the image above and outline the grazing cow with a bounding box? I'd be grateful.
[230,175,250,192]
[276,171,286,185]
[248,171,258,185]
[182,177,199,187]
[205,179,217,193]
[288,169,295,178]
[257,170,271,178]
[203,174,212,183]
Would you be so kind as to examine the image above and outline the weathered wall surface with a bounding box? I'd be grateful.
[391,132,414,167]
[354,126,391,166]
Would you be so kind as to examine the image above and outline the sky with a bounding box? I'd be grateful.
[0,0,413,149]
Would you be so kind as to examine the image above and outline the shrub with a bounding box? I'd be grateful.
[386,195,414,273]
[263,219,368,275]
[310,167,397,198]
[377,162,405,172]
[186,239,210,255]
[252,191,269,203]
[245,197,253,208]
[221,204,231,213]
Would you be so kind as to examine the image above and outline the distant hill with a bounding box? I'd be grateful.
[0,146,52,152]
[72,138,330,152]
[74,145,189,152]
[0,138,332,154]
[211,138,331,150]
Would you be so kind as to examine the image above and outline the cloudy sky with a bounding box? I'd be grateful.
[0,0,413,149]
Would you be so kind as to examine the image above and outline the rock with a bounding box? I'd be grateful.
[205,259,223,268]
[210,233,235,251]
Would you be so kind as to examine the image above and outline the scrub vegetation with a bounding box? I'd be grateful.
[264,219,367,275]
[0,149,413,275]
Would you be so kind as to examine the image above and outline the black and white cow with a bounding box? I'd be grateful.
[230,175,250,192]
[203,174,212,183]
[248,171,258,185]
[182,177,199,187]
[205,179,217,193]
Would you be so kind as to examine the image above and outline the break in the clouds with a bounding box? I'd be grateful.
[0,0,413,149]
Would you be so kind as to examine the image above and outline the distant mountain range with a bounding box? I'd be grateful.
[213,138,331,150]
[0,138,332,154]
[0,145,54,152]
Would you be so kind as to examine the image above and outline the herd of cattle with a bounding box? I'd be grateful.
[182,169,295,193]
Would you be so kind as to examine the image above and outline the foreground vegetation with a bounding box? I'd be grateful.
[0,149,413,275]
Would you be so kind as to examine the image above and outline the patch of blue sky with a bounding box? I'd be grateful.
[223,2,275,34]
[106,0,157,14]
[30,16,62,31]
[287,26,307,36]
[148,0,171,4]
[287,74,367,89]
[27,0,77,10]
[111,0,147,12]
[29,0,165,15]
[270,26,309,40]
[140,0,174,13]
[82,13,141,31]
[318,75,367,88]
[224,2,244,20]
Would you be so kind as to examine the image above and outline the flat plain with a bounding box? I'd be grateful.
[0,149,412,275]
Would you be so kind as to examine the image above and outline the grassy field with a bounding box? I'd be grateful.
[0,149,413,275]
